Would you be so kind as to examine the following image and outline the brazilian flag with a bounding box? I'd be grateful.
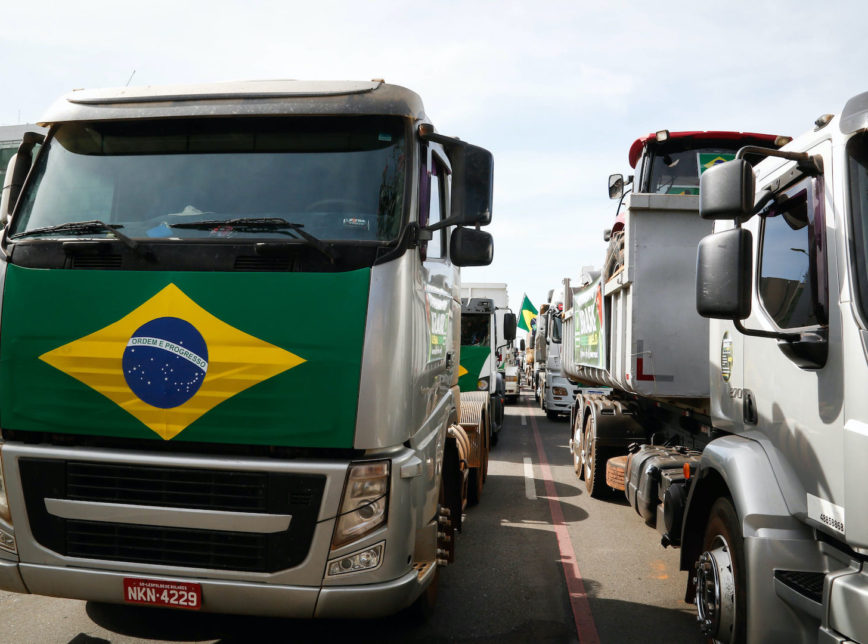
[517,294,538,332]
[0,264,370,448]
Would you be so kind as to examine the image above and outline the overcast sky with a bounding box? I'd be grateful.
[3,0,866,332]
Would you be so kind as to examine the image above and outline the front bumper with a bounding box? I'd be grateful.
[6,560,434,618]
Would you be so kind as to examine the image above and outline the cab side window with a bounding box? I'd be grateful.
[758,177,823,329]
[420,146,448,260]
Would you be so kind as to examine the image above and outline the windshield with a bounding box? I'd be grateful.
[847,132,868,320]
[12,116,408,243]
[461,314,490,346]
[646,143,746,195]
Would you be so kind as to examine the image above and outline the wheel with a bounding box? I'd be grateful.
[583,413,610,498]
[572,415,584,479]
[534,379,540,403]
[695,497,746,644]
[546,409,558,421]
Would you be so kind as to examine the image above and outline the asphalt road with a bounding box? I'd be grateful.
[0,388,704,643]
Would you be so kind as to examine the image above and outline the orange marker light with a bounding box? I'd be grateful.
[683,463,691,480]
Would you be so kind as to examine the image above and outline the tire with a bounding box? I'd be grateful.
[534,378,540,402]
[696,497,747,644]
[546,409,558,421]
[572,415,585,480]
[583,412,610,498]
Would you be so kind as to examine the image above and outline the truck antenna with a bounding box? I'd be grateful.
[125,70,136,87]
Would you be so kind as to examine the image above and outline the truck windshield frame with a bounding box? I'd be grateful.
[11,116,410,245]
[847,132,868,324]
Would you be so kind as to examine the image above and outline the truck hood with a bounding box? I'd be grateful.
[0,264,370,448]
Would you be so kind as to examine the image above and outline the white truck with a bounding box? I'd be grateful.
[562,127,823,641]
[460,282,521,403]
[0,80,494,619]
[535,289,584,420]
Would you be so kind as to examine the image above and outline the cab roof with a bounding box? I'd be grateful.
[627,130,783,168]
[37,80,427,126]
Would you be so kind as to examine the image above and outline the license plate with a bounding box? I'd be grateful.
[123,577,201,610]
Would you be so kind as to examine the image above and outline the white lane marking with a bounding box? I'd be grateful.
[523,457,537,500]
[521,415,527,426]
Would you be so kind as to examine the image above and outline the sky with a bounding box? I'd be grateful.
[2,0,866,337]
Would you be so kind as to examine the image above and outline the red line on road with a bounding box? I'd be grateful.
[527,402,600,644]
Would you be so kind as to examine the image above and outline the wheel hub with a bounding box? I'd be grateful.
[693,541,735,643]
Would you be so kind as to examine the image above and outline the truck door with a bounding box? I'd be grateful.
[741,141,845,533]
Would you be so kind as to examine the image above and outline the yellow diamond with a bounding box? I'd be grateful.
[703,156,728,169]
[458,365,469,378]
[39,283,305,440]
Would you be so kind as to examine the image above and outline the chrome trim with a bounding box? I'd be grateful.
[44,498,291,534]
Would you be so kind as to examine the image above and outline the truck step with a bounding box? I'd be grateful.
[773,569,824,620]
[606,454,629,491]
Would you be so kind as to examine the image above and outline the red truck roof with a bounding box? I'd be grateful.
[627,131,783,168]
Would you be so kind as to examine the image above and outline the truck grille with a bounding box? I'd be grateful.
[19,458,325,573]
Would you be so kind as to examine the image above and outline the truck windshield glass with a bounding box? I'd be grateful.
[647,144,744,195]
[461,315,490,346]
[12,116,407,243]
[847,132,868,321]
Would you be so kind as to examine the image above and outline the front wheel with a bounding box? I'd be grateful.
[545,409,558,421]
[695,497,746,644]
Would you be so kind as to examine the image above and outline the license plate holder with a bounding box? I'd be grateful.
[123,577,202,610]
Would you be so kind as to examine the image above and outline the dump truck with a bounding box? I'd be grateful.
[0,80,494,618]
[562,128,805,641]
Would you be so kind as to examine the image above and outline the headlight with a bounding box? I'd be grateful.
[477,377,490,391]
[331,461,389,549]
[552,387,568,396]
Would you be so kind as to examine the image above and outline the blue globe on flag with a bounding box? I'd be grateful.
[122,317,209,409]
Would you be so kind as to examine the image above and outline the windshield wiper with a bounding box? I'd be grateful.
[9,220,143,253]
[169,217,335,262]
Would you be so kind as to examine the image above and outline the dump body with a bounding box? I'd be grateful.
[563,193,712,402]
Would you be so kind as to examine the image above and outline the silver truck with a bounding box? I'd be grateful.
[0,80,494,618]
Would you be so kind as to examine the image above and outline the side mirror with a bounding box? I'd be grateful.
[419,125,493,227]
[699,159,755,221]
[520,339,526,351]
[603,228,612,242]
[696,227,753,319]
[503,313,517,342]
[608,174,624,200]
[0,154,19,226]
[450,227,493,266]
[451,141,493,226]
[2,132,44,224]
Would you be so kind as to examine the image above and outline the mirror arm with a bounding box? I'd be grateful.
[733,318,800,342]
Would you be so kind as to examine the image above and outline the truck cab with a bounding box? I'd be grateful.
[537,296,580,420]
[0,80,494,619]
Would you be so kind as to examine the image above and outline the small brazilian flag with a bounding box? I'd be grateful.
[518,294,538,332]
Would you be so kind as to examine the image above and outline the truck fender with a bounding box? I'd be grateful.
[581,395,646,447]
[679,435,819,641]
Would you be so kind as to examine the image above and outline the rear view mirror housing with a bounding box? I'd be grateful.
[503,313,517,342]
[450,227,493,266]
[419,125,493,228]
[696,227,752,319]
[520,339,526,352]
[1,131,45,225]
[699,159,755,222]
